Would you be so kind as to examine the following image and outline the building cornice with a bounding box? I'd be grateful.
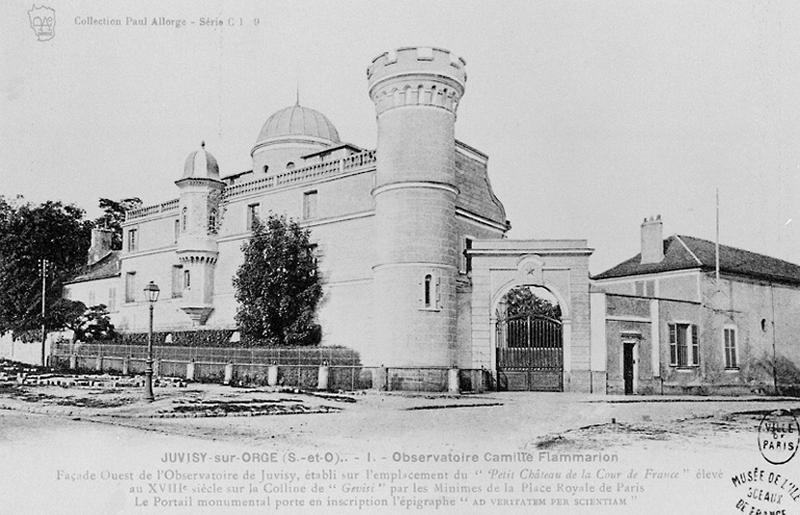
[591,268,702,284]
[455,207,508,232]
[372,180,458,197]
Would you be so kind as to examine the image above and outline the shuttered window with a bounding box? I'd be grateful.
[669,323,677,365]
[302,191,318,220]
[668,323,699,367]
[125,272,136,303]
[724,327,738,368]
[171,265,183,298]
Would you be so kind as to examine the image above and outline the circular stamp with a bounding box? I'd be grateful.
[758,409,800,465]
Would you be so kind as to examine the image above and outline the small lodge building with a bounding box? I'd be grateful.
[590,216,800,395]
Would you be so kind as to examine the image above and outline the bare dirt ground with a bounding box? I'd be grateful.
[2,378,799,514]
[1,380,795,451]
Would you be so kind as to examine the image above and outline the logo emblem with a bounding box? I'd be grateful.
[758,409,800,465]
[27,4,55,42]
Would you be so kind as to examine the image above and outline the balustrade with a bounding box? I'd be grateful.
[126,149,377,221]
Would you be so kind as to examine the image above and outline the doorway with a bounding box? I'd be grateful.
[623,341,636,395]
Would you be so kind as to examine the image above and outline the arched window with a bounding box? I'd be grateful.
[181,207,188,231]
[424,274,432,308]
[286,161,295,170]
[208,208,217,234]
[183,269,191,289]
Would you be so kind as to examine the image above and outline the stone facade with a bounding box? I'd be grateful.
[64,46,596,391]
[592,217,800,395]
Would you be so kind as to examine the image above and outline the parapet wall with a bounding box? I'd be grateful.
[367,47,467,116]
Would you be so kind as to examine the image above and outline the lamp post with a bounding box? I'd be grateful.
[143,281,160,401]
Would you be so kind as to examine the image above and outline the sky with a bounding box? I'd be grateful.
[1,0,798,274]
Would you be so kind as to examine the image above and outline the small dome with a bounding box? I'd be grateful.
[255,104,340,146]
[183,142,220,179]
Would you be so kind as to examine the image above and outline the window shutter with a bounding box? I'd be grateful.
[691,324,699,366]
[436,276,442,309]
[668,324,677,366]
[417,279,423,306]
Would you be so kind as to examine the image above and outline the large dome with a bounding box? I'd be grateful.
[255,104,340,145]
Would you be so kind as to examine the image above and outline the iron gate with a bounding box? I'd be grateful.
[496,314,563,391]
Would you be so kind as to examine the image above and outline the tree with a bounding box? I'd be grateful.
[94,197,142,249]
[233,214,322,346]
[46,301,114,342]
[80,304,116,341]
[502,286,562,319]
[0,196,93,336]
[48,298,87,340]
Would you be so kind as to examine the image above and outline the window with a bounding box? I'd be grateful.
[463,237,473,273]
[286,161,295,170]
[669,323,699,367]
[724,327,738,369]
[247,203,260,230]
[171,265,183,298]
[424,274,433,308]
[263,165,269,174]
[421,273,440,310]
[127,229,137,252]
[208,208,217,234]
[183,270,191,290]
[174,219,180,243]
[108,287,116,311]
[182,207,188,231]
[125,272,136,303]
[303,190,318,219]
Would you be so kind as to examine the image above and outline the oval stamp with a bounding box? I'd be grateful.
[758,409,800,465]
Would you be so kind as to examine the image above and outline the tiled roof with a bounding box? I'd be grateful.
[66,251,121,284]
[593,235,800,286]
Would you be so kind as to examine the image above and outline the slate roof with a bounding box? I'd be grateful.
[593,235,800,286]
[66,251,121,284]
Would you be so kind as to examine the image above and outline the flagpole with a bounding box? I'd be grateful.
[715,188,720,284]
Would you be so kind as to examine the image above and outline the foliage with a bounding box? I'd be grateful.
[48,298,87,339]
[94,197,142,249]
[80,304,116,341]
[110,330,234,347]
[502,286,562,319]
[0,196,93,336]
[233,214,323,346]
[753,354,800,395]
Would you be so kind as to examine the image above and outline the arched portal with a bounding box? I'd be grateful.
[495,285,564,391]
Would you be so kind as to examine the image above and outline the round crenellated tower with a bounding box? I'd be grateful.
[367,47,467,368]
[175,142,225,325]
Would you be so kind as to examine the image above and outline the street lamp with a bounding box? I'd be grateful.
[143,281,160,402]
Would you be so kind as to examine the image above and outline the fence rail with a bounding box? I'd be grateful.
[50,341,366,390]
[49,341,487,392]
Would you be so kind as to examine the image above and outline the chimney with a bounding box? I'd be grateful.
[640,215,664,264]
[88,228,114,265]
